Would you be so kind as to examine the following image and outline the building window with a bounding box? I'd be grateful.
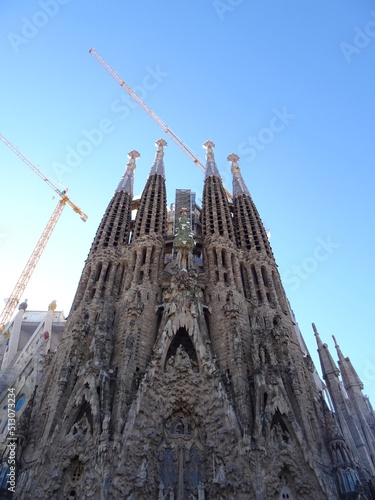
[161,448,175,489]
[186,448,203,489]
[338,468,360,493]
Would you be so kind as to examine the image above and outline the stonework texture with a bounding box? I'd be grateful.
[5,143,375,499]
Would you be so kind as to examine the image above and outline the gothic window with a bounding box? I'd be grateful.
[161,448,175,489]
[338,468,360,493]
[186,448,203,488]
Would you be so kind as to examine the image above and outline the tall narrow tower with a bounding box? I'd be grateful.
[8,142,375,499]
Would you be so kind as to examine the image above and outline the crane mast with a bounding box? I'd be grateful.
[0,133,88,333]
[89,48,233,201]
[0,200,66,335]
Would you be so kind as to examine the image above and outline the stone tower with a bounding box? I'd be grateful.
[7,140,375,499]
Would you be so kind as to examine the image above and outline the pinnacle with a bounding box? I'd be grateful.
[228,153,250,198]
[203,140,221,179]
[149,139,167,177]
[116,149,140,195]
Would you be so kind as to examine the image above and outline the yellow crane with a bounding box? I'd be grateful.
[89,48,233,202]
[0,132,88,334]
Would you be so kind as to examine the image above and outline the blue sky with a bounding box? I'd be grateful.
[0,1,374,402]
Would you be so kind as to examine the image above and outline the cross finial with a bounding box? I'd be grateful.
[227,153,240,173]
[155,138,167,157]
[127,150,140,171]
[203,140,215,159]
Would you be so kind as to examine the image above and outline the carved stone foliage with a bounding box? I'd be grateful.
[107,350,251,499]
[223,290,239,318]
[271,315,290,344]
[126,288,144,320]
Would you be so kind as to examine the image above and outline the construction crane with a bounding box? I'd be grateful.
[0,132,88,333]
[89,48,233,202]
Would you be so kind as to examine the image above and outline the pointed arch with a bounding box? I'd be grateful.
[164,328,199,372]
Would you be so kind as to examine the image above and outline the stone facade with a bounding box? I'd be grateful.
[3,140,375,499]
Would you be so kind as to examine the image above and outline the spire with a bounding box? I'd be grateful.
[333,335,363,390]
[313,323,340,379]
[230,153,272,257]
[132,140,168,238]
[312,322,324,350]
[149,139,167,177]
[203,140,221,179]
[201,141,234,240]
[116,150,140,195]
[227,153,250,199]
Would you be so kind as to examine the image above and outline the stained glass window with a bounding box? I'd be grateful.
[161,448,175,489]
[186,448,202,488]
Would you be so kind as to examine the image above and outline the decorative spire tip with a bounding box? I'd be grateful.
[126,150,140,171]
[203,140,215,159]
[227,153,240,173]
[155,138,167,157]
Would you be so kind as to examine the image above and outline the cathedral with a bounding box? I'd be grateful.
[4,139,375,499]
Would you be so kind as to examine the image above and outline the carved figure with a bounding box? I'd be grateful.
[175,344,192,371]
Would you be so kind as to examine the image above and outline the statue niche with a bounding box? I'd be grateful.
[164,328,199,373]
